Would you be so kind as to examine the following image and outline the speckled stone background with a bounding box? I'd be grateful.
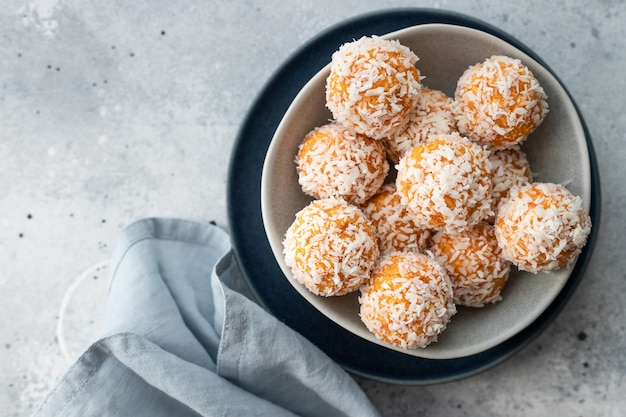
[1,0,624,416]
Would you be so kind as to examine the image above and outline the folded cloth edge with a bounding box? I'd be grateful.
[33,217,381,417]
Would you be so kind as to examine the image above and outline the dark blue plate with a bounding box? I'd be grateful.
[226,8,600,384]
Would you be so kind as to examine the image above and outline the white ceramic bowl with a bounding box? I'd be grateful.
[261,23,591,359]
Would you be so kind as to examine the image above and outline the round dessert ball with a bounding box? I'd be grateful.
[360,183,432,254]
[430,222,510,307]
[283,198,379,296]
[454,55,549,149]
[396,133,493,233]
[326,35,422,140]
[359,251,456,349]
[494,182,592,273]
[296,122,389,205]
[383,88,457,164]
[489,145,533,214]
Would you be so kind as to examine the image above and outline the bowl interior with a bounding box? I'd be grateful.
[261,23,591,359]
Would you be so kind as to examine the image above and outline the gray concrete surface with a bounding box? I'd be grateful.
[1,0,624,416]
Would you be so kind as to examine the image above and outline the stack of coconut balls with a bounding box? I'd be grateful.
[282,35,592,350]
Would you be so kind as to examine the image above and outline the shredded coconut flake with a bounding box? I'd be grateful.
[283,198,380,296]
[494,182,592,273]
[360,183,432,254]
[296,122,389,205]
[396,134,493,233]
[359,252,456,349]
[488,145,533,215]
[430,222,510,307]
[383,88,458,163]
[326,36,422,139]
[454,55,548,149]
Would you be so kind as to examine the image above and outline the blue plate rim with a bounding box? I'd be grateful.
[226,8,601,384]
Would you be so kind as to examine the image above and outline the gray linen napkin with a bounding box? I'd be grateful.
[33,218,381,417]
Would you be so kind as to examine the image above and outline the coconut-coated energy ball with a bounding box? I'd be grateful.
[430,222,510,307]
[494,182,592,273]
[489,145,533,213]
[359,251,456,349]
[396,133,493,233]
[326,35,422,140]
[360,184,432,254]
[296,122,389,205]
[283,198,379,296]
[454,55,549,149]
[383,88,457,164]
